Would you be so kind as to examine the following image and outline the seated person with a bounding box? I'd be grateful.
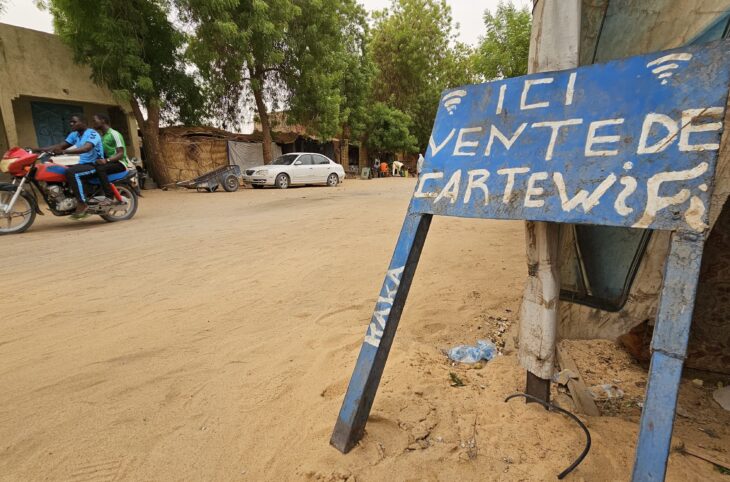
[92,113,131,203]
[36,114,104,215]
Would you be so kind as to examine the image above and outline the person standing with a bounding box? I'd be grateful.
[93,113,131,203]
[417,153,425,176]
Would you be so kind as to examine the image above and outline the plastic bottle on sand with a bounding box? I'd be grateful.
[447,340,497,364]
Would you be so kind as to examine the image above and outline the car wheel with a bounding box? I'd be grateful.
[327,173,339,187]
[275,173,290,189]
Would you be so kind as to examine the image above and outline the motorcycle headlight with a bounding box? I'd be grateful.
[254,169,269,176]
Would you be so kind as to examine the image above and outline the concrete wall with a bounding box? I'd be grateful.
[0,104,8,155]
[0,23,140,157]
[0,24,118,103]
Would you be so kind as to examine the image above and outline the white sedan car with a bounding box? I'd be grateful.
[242,153,345,189]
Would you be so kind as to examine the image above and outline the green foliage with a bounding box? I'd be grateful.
[182,0,295,130]
[369,0,475,150]
[182,0,364,139]
[365,103,418,154]
[45,0,204,125]
[442,41,479,88]
[474,1,532,80]
[335,2,373,140]
[284,0,350,139]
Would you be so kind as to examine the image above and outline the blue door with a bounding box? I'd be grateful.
[31,101,81,147]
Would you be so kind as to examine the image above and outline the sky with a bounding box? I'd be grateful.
[0,0,531,47]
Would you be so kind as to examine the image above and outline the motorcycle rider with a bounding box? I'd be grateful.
[92,113,130,203]
[36,114,104,215]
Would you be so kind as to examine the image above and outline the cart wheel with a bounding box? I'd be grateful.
[223,174,239,192]
[207,184,219,193]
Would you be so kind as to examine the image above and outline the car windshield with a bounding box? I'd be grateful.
[271,154,299,166]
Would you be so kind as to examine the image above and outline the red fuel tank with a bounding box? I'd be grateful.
[35,163,68,183]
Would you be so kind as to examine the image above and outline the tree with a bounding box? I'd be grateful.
[182,0,362,164]
[473,1,532,80]
[369,0,474,151]
[334,2,372,168]
[43,0,204,185]
[365,103,418,155]
[444,41,479,88]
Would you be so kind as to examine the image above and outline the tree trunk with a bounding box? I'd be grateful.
[251,74,273,164]
[333,139,341,164]
[143,124,165,185]
[340,125,350,174]
[358,135,368,170]
[131,98,170,186]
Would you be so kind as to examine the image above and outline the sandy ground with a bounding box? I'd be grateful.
[1,178,728,481]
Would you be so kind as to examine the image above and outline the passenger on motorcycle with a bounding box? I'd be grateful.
[92,113,131,203]
[35,114,104,215]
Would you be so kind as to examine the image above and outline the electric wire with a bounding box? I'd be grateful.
[504,392,591,479]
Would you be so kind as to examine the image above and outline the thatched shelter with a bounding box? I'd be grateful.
[157,126,298,184]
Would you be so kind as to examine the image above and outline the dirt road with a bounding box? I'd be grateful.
[0,179,723,480]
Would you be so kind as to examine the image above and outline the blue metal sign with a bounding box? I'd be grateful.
[331,40,730,477]
[414,40,730,232]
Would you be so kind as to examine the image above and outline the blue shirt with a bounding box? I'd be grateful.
[65,129,104,164]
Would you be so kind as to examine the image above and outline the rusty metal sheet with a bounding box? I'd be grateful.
[413,40,730,233]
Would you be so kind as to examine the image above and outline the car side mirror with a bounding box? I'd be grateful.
[294,160,302,165]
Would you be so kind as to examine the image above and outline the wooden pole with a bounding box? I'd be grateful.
[518,0,581,402]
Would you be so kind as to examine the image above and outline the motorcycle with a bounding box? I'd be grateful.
[0,147,140,235]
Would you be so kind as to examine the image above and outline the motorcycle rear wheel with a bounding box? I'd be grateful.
[0,190,36,235]
[100,185,138,222]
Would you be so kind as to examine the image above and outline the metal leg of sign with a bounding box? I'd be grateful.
[526,371,551,405]
[632,230,705,482]
[331,212,432,453]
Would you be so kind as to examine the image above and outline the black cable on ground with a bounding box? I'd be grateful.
[504,392,592,479]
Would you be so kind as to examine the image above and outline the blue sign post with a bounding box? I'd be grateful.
[331,40,730,480]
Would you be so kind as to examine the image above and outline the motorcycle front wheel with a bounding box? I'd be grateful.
[100,185,138,222]
[0,189,36,235]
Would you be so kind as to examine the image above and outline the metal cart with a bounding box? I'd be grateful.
[176,165,241,192]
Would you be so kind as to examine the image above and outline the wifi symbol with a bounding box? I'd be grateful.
[442,90,467,115]
[647,52,693,85]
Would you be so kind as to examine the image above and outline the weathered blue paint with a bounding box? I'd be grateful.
[331,211,431,453]
[649,231,704,357]
[632,352,685,481]
[414,40,730,232]
[332,41,729,480]
[632,230,704,481]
